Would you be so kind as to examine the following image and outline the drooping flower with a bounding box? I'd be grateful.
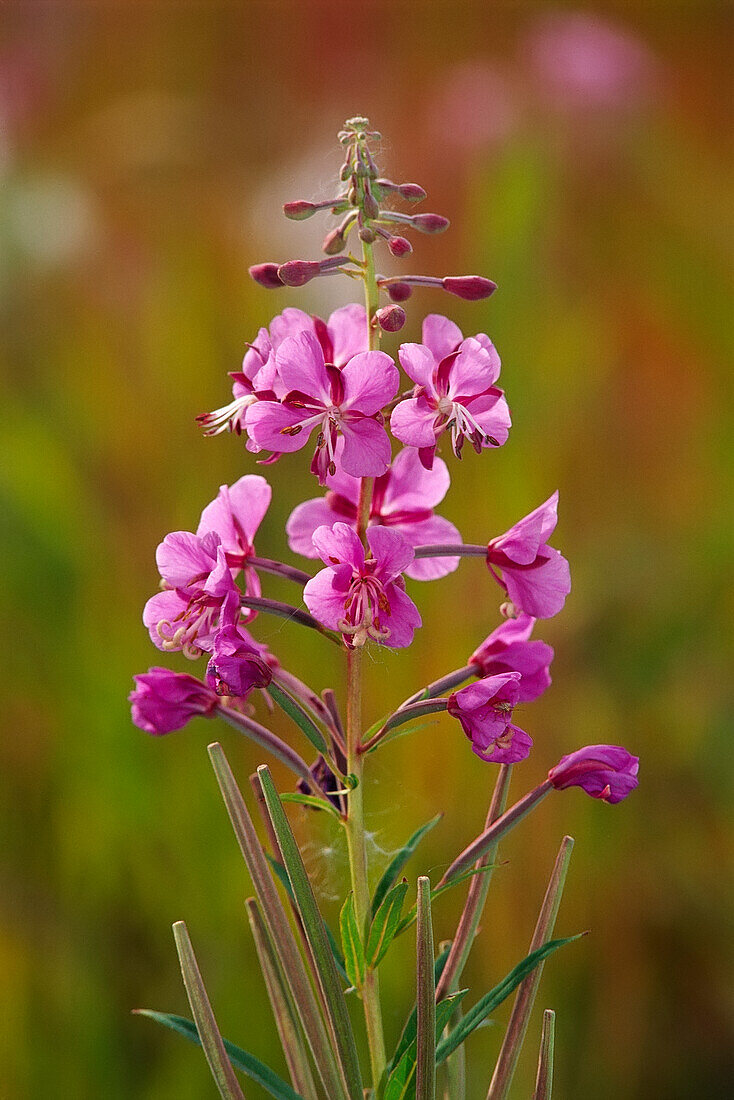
[197,304,369,437]
[548,745,639,803]
[246,330,399,483]
[469,614,553,702]
[196,474,271,600]
[486,491,571,618]
[303,523,421,648]
[447,672,533,763]
[286,445,461,580]
[390,313,511,467]
[205,592,272,698]
[130,668,218,735]
[143,530,239,657]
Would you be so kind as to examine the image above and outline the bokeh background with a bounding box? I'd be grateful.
[2,2,732,1097]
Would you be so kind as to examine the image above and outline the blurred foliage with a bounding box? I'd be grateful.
[1,2,732,1098]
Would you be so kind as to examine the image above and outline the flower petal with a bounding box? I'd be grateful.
[447,338,501,398]
[490,492,560,564]
[155,531,216,588]
[390,395,439,448]
[422,314,463,362]
[380,582,422,648]
[502,548,571,618]
[340,417,392,478]
[473,725,533,764]
[303,567,351,630]
[311,521,364,570]
[197,475,272,550]
[327,303,368,366]
[381,448,451,513]
[286,498,337,558]
[245,400,314,453]
[398,342,438,390]
[398,514,462,580]
[341,351,399,414]
[366,525,415,580]
[275,330,331,402]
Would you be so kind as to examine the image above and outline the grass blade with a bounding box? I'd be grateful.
[371,814,442,916]
[171,922,246,1099]
[134,1010,302,1100]
[436,934,583,1064]
[245,899,318,1100]
[486,836,574,1100]
[533,1010,555,1100]
[207,743,348,1100]
[415,877,436,1100]
[366,880,409,968]
[257,764,363,1100]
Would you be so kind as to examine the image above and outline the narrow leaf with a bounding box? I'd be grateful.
[415,877,436,1100]
[372,815,442,916]
[257,764,363,1100]
[279,791,342,819]
[266,855,348,982]
[386,944,455,1076]
[267,682,328,755]
[395,864,498,936]
[436,935,583,1064]
[171,922,246,1100]
[366,880,409,968]
[382,993,466,1100]
[135,1010,303,1100]
[207,743,348,1100]
[339,894,365,989]
[245,899,318,1100]
[486,836,574,1100]
[533,1009,555,1100]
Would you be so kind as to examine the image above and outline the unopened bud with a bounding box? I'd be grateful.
[322,227,345,255]
[386,281,413,302]
[249,263,284,289]
[277,260,321,287]
[359,225,377,243]
[363,188,380,220]
[388,235,412,257]
[376,304,406,332]
[442,275,498,300]
[412,213,450,233]
[283,201,318,221]
[398,183,427,203]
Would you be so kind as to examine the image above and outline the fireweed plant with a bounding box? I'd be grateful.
[132,119,639,1100]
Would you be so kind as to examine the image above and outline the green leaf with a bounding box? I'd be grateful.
[386,945,454,1079]
[279,791,342,819]
[382,993,466,1100]
[135,1010,304,1100]
[396,864,497,936]
[371,815,442,916]
[366,880,408,968]
[267,682,328,755]
[436,935,583,1064]
[266,855,348,983]
[415,877,436,1100]
[339,894,365,989]
[258,765,363,1100]
[171,922,245,1100]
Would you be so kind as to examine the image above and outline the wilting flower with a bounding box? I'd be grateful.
[205,592,272,697]
[198,304,369,438]
[143,530,238,657]
[303,522,421,648]
[448,672,533,763]
[247,330,399,482]
[548,744,639,803]
[470,614,553,702]
[286,445,461,580]
[197,474,271,599]
[486,491,571,618]
[390,313,511,467]
[130,668,218,735]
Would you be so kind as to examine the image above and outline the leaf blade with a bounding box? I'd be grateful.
[267,682,328,755]
[339,893,365,990]
[372,814,442,917]
[366,880,409,968]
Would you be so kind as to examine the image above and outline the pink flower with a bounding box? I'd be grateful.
[143,530,238,657]
[286,445,461,580]
[486,492,571,618]
[390,313,511,468]
[198,304,368,437]
[205,593,272,698]
[130,668,218,735]
[196,474,272,600]
[470,614,553,702]
[548,745,639,804]
[447,672,533,763]
[303,523,422,648]
[246,330,398,483]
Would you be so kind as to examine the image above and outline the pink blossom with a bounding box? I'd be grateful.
[548,745,639,803]
[246,330,398,483]
[130,668,218,735]
[303,523,421,648]
[486,491,571,618]
[205,593,272,698]
[286,445,461,580]
[390,313,511,467]
[198,303,368,438]
[447,672,533,764]
[143,530,238,657]
[196,474,271,600]
[470,614,553,702]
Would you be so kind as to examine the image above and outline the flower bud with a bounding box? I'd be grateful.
[411,213,450,233]
[388,234,412,257]
[376,304,406,332]
[359,226,378,243]
[277,260,321,287]
[249,262,284,289]
[322,227,344,255]
[442,275,498,300]
[363,188,380,219]
[548,745,639,804]
[386,281,413,302]
[283,201,318,221]
[398,182,427,203]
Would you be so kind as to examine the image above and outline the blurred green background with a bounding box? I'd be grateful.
[2,2,732,1097]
